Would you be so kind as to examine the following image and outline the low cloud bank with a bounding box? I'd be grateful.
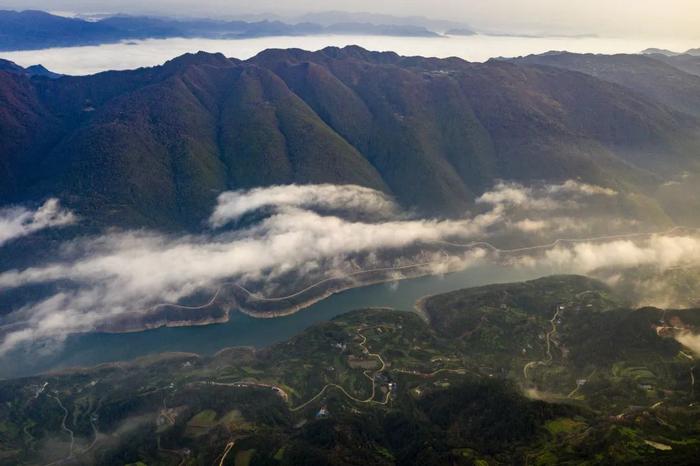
[0,180,685,355]
[0,185,495,353]
[210,184,398,227]
[477,180,617,211]
[548,180,617,197]
[0,199,75,247]
[534,235,700,272]
[675,331,700,357]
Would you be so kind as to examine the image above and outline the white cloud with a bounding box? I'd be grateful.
[512,234,700,273]
[676,331,700,357]
[476,180,615,211]
[0,181,687,355]
[4,33,696,77]
[546,179,617,197]
[0,199,76,247]
[209,184,398,227]
[476,181,550,209]
[0,185,501,353]
[512,219,549,232]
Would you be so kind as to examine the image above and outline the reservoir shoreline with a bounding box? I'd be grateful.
[0,261,551,379]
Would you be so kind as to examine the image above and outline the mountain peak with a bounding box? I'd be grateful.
[0,58,24,74]
[161,51,236,71]
[2,47,700,228]
[0,59,62,78]
[25,64,62,79]
[252,46,402,67]
[320,45,401,63]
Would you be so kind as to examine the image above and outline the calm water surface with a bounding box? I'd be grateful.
[0,262,555,379]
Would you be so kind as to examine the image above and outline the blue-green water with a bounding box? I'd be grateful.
[1,263,550,379]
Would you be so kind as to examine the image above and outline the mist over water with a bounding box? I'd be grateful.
[0,260,550,379]
[2,34,697,75]
[1,180,671,378]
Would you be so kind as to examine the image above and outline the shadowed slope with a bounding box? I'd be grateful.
[1,47,699,228]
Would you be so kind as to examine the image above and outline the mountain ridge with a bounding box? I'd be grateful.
[0,9,442,51]
[1,46,699,229]
[506,51,700,117]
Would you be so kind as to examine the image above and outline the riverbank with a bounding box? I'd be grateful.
[1,261,542,379]
[96,258,472,334]
[413,295,432,323]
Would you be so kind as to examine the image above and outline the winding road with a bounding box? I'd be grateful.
[217,441,235,466]
[290,326,389,412]
[147,226,696,318]
[288,325,473,411]
[523,305,561,381]
[680,351,696,398]
[44,395,74,466]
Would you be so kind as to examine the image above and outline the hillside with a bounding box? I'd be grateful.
[648,53,700,78]
[1,47,700,228]
[508,52,700,118]
[1,276,698,465]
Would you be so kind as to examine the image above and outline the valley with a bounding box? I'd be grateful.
[90,226,700,335]
[4,224,698,380]
[0,260,543,379]
[2,275,699,465]
[2,4,700,465]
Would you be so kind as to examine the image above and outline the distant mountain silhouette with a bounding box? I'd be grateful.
[0,10,440,51]
[640,48,679,57]
[294,10,472,32]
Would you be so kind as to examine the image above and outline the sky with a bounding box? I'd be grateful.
[0,0,698,38]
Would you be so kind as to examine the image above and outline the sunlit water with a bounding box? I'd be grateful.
[2,34,697,75]
[0,261,562,379]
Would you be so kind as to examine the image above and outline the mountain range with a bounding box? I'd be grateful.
[1,46,700,229]
[0,10,443,52]
[641,47,700,57]
[292,10,474,34]
[507,51,700,117]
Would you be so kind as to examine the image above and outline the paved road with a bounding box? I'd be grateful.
[290,326,389,412]
[149,227,696,314]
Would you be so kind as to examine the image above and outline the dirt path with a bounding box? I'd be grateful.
[290,326,390,412]
[157,436,187,466]
[187,325,391,414]
[78,398,103,455]
[567,369,597,399]
[394,368,468,378]
[44,395,75,466]
[290,325,473,411]
[523,306,561,381]
[193,380,288,402]
[680,351,696,398]
[217,441,235,466]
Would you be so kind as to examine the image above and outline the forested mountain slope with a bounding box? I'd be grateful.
[2,46,699,228]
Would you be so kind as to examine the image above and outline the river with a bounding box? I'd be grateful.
[0,261,555,379]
